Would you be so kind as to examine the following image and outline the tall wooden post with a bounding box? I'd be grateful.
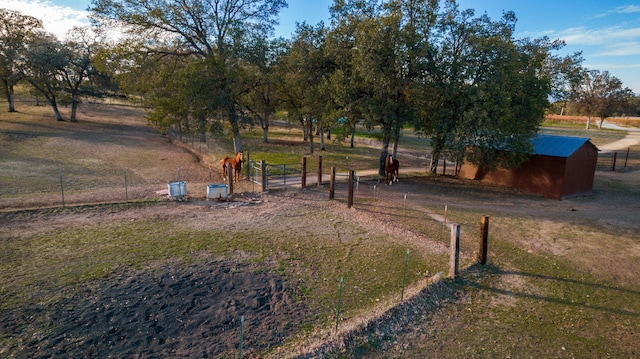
[612,152,617,171]
[624,148,630,168]
[317,156,323,186]
[301,157,307,188]
[245,151,250,181]
[479,215,489,265]
[227,162,233,194]
[261,160,267,192]
[329,166,336,200]
[347,170,354,208]
[449,224,460,279]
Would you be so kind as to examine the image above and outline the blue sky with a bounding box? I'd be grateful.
[4,0,640,93]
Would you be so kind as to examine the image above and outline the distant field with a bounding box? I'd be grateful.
[544,114,640,128]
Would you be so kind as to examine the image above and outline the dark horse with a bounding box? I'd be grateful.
[385,154,399,185]
[220,151,243,182]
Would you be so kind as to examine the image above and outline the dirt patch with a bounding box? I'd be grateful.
[1,257,312,358]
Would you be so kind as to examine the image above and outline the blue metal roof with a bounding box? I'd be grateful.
[532,134,595,158]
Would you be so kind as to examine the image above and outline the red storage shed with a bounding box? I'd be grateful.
[459,134,599,200]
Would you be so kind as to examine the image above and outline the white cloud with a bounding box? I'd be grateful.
[611,5,640,14]
[3,0,91,39]
[556,26,640,48]
[592,42,640,57]
[593,4,640,18]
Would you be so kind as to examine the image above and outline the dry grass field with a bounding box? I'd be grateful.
[1,101,639,357]
[545,114,640,128]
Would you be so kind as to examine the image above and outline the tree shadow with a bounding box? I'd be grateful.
[465,263,640,318]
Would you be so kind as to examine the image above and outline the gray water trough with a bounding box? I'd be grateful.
[207,184,228,200]
[168,181,187,199]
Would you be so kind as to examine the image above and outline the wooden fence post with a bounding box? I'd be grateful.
[449,224,460,279]
[347,170,354,208]
[612,152,617,171]
[317,156,323,186]
[624,148,629,168]
[479,215,489,265]
[245,151,250,181]
[261,160,267,192]
[329,166,336,200]
[227,162,233,194]
[301,157,307,188]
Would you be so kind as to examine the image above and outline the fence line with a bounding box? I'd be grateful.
[597,148,637,171]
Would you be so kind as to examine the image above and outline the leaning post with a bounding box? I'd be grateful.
[227,162,233,195]
[245,151,250,181]
[59,170,65,208]
[347,170,354,208]
[317,156,323,186]
[624,148,630,168]
[301,157,307,188]
[329,166,336,200]
[261,160,267,192]
[479,215,489,265]
[449,224,460,279]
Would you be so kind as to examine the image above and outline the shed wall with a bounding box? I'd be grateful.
[561,143,598,199]
[458,138,598,200]
[459,156,566,199]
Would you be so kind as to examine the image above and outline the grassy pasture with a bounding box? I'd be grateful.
[1,100,639,357]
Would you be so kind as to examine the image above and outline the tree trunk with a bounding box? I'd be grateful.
[228,108,242,153]
[261,116,269,143]
[3,81,16,112]
[199,116,206,142]
[429,136,445,174]
[308,118,314,154]
[70,98,79,122]
[320,127,326,151]
[598,117,605,129]
[392,136,399,158]
[586,115,591,130]
[350,123,355,148]
[430,156,439,174]
[50,99,64,121]
[379,132,391,177]
[300,117,308,142]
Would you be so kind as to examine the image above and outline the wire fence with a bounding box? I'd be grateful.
[3,145,637,211]
[327,175,482,257]
[597,148,638,171]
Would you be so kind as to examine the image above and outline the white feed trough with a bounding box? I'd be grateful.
[168,181,187,200]
[207,184,228,200]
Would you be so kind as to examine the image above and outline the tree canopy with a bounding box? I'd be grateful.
[6,0,630,174]
[0,8,45,112]
[90,0,287,152]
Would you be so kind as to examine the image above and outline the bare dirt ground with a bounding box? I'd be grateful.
[1,255,310,358]
[2,103,640,357]
[0,193,317,358]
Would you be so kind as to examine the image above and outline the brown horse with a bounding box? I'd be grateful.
[220,151,243,182]
[385,154,399,185]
